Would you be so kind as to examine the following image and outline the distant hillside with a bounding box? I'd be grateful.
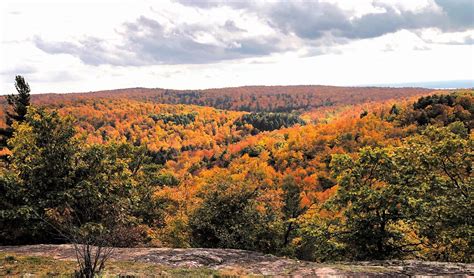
[12,85,432,113]
[367,80,474,89]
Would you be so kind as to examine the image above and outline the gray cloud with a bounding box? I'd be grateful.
[122,16,289,64]
[34,37,76,54]
[434,0,474,30]
[0,65,37,83]
[34,36,135,66]
[34,16,288,66]
[34,1,474,66]
[437,35,474,45]
[223,20,245,33]
[464,36,474,44]
[177,0,474,39]
[264,1,350,39]
[174,0,250,10]
[340,5,443,39]
[0,65,36,75]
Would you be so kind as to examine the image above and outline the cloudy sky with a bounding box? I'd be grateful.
[0,0,473,93]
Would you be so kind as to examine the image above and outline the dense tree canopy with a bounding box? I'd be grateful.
[0,88,472,263]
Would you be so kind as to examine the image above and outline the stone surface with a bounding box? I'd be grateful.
[1,244,472,277]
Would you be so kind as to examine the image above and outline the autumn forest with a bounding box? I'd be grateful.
[0,77,472,265]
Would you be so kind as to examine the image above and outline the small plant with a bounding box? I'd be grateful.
[4,255,16,262]
[39,207,118,278]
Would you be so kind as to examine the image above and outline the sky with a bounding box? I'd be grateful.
[0,0,473,94]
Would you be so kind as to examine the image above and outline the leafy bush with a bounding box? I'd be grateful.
[189,181,282,253]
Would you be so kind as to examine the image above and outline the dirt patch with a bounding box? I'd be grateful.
[1,244,472,277]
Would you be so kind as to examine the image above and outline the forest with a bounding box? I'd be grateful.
[0,77,472,266]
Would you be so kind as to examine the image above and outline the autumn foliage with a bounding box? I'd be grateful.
[0,85,472,263]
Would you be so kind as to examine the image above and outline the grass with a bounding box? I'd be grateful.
[0,253,76,277]
[0,252,251,277]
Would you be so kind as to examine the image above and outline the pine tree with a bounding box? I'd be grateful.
[0,75,31,149]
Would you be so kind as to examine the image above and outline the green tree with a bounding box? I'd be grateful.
[281,176,306,247]
[189,180,281,253]
[295,210,345,262]
[322,124,472,262]
[395,124,473,262]
[1,107,78,242]
[0,108,157,245]
[329,147,420,260]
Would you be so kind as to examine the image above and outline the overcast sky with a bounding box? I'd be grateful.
[0,0,473,93]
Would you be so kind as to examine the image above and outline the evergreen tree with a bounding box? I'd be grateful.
[0,75,31,149]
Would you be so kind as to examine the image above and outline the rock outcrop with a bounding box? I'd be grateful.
[1,245,472,277]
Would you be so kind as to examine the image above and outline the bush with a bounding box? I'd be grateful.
[189,181,282,253]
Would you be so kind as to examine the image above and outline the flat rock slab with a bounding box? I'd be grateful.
[1,244,472,277]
